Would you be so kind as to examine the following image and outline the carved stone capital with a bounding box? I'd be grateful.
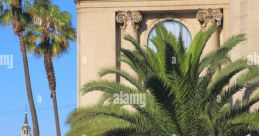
[196,8,223,28]
[116,11,142,30]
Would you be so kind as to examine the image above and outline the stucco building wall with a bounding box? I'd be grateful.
[76,0,259,107]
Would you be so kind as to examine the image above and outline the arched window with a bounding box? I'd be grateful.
[148,20,192,51]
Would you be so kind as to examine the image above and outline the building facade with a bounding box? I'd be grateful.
[75,0,259,107]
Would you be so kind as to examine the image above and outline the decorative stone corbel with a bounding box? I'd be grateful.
[116,11,142,30]
[196,8,223,28]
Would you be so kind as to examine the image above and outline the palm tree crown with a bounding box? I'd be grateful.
[0,0,39,135]
[24,2,76,136]
[24,3,76,57]
[67,23,259,136]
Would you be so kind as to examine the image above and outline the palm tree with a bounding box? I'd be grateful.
[67,24,259,136]
[24,2,76,136]
[0,0,39,135]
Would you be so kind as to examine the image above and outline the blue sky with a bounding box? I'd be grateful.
[0,0,77,135]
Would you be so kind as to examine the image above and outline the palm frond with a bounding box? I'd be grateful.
[204,59,250,105]
[199,33,246,73]
[98,67,144,91]
[0,9,12,25]
[81,80,140,95]
[188,24,217,78]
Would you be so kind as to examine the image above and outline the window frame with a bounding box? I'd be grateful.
[143,17,196,47]
[147,19,192,50]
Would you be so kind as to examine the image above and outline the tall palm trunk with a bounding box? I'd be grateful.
[44,50,61,136]
[18,32,40,136]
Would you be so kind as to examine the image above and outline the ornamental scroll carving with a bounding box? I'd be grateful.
[116,11,142,30]
[196,8,223,28]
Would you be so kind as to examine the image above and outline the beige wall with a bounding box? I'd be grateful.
[229,0,259,60]
[76,0,259,107]
[227,0,259,108]
[77,7,117,106]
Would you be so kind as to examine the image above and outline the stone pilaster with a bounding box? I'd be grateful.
[197,8,223,51]
[116,11,142,49]
[116,11,142,84]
